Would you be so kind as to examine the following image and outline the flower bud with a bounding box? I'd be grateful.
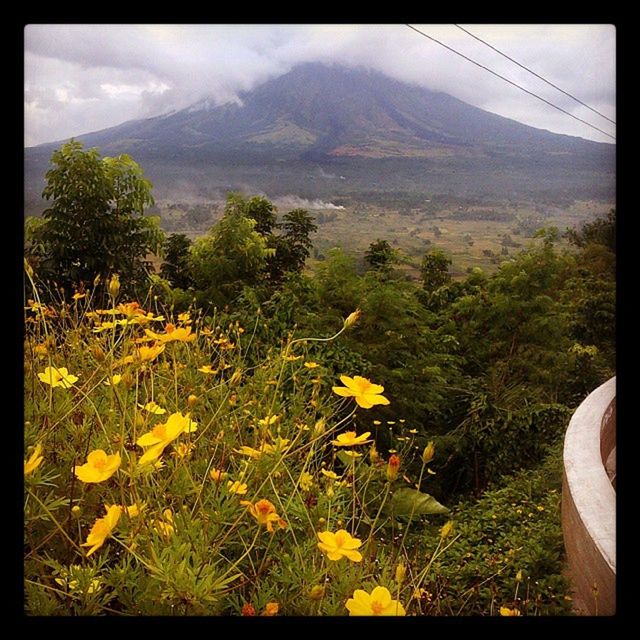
[93,274,101,288]
[343,308,362,329]
[108,274,120,299]
[440,520,454,539]
[422,441,435,465]
[187,394,198,408]
[241,603,255,616]
[90,344,106,362]
[71,505,81,518]
[386,454,400,482]
[395,563,407,585]
[369,443,379,464]
[122,372,135,389]
[229,369,242,386]
[516,569,523,583]
[309,585,325,601]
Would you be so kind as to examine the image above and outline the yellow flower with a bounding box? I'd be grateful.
[144,325,196,343]
[332,375,390,409]
[304,361,319,369]
[342,450,362,459]
[317,529,363,562]
[499,606,521,616]
[240,499,286,533]
[72,292,86,300]
[74,450,121,483]
[345,586,406,616]
[440,520,454,539]
[153,509,175,537]
[320,469,340,481]
[299,472,314,491]
[282,354,303,362]
[209,468,228,483]
[81,505,122,557]
[198,365,217,375]
[258,415,279,429]
[24,443,44,476]
[34,343,48,357]
[262,602,279,616]
[124,503,144,518]
[178,312,191,324]
[104,375,122,386]
[119,343,165,365]
[227,480,248,495]
[139,401,167,415]
[331,431,372,447]
[171,442,195,459]
[38,366,79,388]
[136,412,198,465]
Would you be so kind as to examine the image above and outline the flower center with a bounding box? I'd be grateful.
[371,601,384,615]
[152,424,167,439]
[93,458,107,470]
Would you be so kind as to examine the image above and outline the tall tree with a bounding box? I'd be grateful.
[25,140,163,295]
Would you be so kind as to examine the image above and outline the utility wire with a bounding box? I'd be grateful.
[454,24,615,125]
[405,24,616,141]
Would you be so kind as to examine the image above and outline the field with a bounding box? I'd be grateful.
[152,197,613,280]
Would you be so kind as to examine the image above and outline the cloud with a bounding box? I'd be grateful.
[24,24,616,146]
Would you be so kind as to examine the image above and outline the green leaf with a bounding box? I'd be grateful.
[336,450,361,467]
[390,487,448,517]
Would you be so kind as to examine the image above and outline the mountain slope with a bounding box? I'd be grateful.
[25,63,615,203]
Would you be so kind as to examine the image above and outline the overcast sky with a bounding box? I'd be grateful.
[24,24,616,147]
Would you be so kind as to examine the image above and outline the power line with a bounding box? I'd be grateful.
[405,24,616,142]
[454,24,615,125]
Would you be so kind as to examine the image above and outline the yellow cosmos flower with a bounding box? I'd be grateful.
[499,606,521,617]
[227,480,248,495]
[320,469,340,481]
[346,586,406,616]
[282,354,303,361]
[304,361,319,369]
[332,375,390,409]
[139,401,167,415]
[118,343,165,365]
[81,505,122,557]
[331,431,372,447]
[234,439,290,459]
[240,499,287,533]
[38,366,79,388]
[198,365,217,375]
[74,450,121,483]
[136,412,198,465]
[24,443,44,476]
[299,472,314,491]
[209,468,228,483]
[153,509,175,538]
[103,375,122,386]
[258,414,279,427]
[72,292,86,301]
[144,325,196,343]
[317,529,363,562]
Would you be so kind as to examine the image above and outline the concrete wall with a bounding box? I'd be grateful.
[562,377,616,615]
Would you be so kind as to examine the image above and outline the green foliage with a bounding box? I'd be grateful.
[364,239,398,274]
[189,206,273,308]
[423,444,572,616]
[420,248,452,293]
[160,233,194,290]
[25,140,163,296]
[389,488,449,518]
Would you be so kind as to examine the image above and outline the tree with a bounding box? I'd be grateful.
[364,239,398,274]
[277,208,318,274]
[227,193,277,236]
[160,234,194,290]
[420,249,452,293]
[25,140,163,295]
[189,207,273,308]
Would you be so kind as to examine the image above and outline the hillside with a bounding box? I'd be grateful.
[24,63,615,208]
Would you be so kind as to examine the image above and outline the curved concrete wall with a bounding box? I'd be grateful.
[562,377,616,615]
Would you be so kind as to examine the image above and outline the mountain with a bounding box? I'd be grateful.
[25,63,615,205]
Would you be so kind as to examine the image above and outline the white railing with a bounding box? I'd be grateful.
[562,376,616,615]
